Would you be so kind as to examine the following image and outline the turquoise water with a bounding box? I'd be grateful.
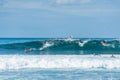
[1,69,120,80]
[0,38,120,55]
[0,38,120,80]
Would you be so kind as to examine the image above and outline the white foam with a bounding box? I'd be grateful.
[78,40,88,47]
[102,43,115,48]
[40,42,54,50]
[64,36,75,41]
[0,55,120,70]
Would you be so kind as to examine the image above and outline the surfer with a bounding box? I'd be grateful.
[101,40,115,48]
[111,54,115,58]
[93,53,100,56]
[101,40,107,46]
[93,53,97,56]
[29,48,33,52]
[78,40,88,47]
[24,48,29,53]
[24,48,33,53]
[65,35,73,41]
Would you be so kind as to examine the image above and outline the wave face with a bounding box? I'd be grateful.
[0,55,120,70]
[0,38,120,54]
[0,39,120,51]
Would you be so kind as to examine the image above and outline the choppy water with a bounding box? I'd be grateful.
[1,69,120,80]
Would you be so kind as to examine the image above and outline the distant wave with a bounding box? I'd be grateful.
[0,39,120,52]
[0,55,120,70]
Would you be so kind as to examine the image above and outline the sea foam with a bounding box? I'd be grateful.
[0,55,120,70]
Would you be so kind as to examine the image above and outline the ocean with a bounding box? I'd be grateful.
[0,38,120,80]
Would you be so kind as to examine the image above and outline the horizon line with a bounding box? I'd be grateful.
[0,37,118,39]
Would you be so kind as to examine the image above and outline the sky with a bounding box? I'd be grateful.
[0,0,120,38]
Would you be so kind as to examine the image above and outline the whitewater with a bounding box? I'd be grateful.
[0,55,120,70]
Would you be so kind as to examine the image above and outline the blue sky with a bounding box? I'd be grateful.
[0,0,120,38]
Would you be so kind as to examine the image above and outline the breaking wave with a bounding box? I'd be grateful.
[0,55,120,70]
[0,39,120,52]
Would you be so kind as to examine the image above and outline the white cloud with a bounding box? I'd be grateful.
[57,8,120,16]
[0,0,120,16]
[1,1,45,9]
[56,0,91,4]
[1,0,92,9]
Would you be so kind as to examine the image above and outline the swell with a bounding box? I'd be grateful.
[0,39,120,51]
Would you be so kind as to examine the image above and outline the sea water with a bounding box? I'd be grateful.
[0,38,120,80]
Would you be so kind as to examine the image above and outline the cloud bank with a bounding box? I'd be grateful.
[0,0,120,16]
[56,0,91,4]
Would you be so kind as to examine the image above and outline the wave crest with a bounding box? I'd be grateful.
[0,39,120,51]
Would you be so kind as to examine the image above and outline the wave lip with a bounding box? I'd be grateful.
[0,55,120,70]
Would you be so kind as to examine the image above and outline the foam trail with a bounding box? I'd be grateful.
[101,41,115,48]
[0,55,120,70]
[106,44,115,48]
[40,42,54,50]
[78,40,88,47]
